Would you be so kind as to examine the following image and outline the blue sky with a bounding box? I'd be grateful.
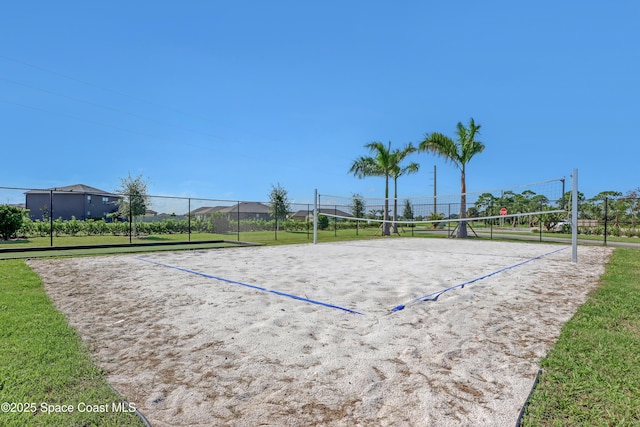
[1,1,638,209]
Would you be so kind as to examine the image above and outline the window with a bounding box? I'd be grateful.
[87,211,92,217]
[87,195,92,203]
[102,197,110,205]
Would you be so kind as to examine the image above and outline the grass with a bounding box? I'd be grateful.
[0,229,387,259]
[0,260,146,426]
[521,247,640,426]
[0,229,362,248]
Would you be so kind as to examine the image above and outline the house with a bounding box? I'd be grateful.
[25,184,121,221]
[189,202,272,221]
[290,208,353,221]
[189,206,226,219]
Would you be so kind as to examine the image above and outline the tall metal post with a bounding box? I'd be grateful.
[433,165,437,214]
[571,168,578,263]
[604,197,608,246]
[129,194,132,244]
[313,189,318,244]
[49,189,53,247]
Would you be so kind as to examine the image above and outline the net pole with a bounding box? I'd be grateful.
[313,189,318,244]
[571,168,578,263]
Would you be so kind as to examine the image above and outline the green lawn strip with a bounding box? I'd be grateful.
[521,248,640,426]
[0,230,386,259]
[0,260,145,427]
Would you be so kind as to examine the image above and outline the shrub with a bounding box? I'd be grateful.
[0,205,25,240]
[318,215,329,230]
[427,212,444,229]
[85,219,109,236]
[63,216,83,236]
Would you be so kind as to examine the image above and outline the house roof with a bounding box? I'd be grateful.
[189,202,271,216]
[291,208,353,217]
[189,206,226,216]
[26,184,120,197]
[220,202,270,214]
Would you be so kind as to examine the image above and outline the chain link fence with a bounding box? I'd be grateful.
[0,186,314,251]
[1,186,638,251]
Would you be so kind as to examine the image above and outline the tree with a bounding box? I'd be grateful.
[390,143,419,233]
[419,118,485,238]
[269,183,290,230]
[0,205,25,240]
[115,173,150,236]
[349,141,395,236]
[350,193,366,219]
[402,199,414,221]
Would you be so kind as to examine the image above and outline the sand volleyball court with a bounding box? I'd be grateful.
[29,239,611,426]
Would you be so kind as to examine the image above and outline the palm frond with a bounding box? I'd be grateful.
[419,132,462,169]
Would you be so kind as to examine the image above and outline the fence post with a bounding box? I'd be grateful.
[313,190,318,244]
[571,168,578,263]
[490,200,493,240]
[604,197,608,246]
[49,189,53,247]
[129,194,132,244]
[539,200,543,242]
[307,204,310,239]
[188,198,191,242]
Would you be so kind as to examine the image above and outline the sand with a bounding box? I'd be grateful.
[28,239,612,426]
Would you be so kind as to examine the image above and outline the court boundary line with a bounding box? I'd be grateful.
[135,257,365,315]
[390,246,569,312]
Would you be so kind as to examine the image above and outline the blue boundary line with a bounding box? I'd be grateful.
[390,246,569,312]
[135,257,365,315]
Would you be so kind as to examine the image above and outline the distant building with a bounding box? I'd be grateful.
[290,208,353,221]
[189,202,272,221]
[25,184,121,221]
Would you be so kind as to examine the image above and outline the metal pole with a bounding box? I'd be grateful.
[604,197,608,246]
[49,189,53,247]
[237,201,240,242]
[539,200,543,242]
[307,204,310,240]
[313,189,318,244]
[188,198,191,242]
[129,193,132,244]
[490,200,493,240]
[571,168,578,263]
[433,165,437,214]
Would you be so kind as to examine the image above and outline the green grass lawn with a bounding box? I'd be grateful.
[0,260,146,426]
[0,229,372,248]
[521,247,640,426]
[0,229,387,259]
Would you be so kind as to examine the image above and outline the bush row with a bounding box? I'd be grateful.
[15,216,639,239]
[16,215,319,237]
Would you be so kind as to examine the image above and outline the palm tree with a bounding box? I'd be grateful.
[349,141,395,236]
[419,118,485,238]
[390,143,419,233]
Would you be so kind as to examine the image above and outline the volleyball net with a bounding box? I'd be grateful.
[314,177,568,235]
